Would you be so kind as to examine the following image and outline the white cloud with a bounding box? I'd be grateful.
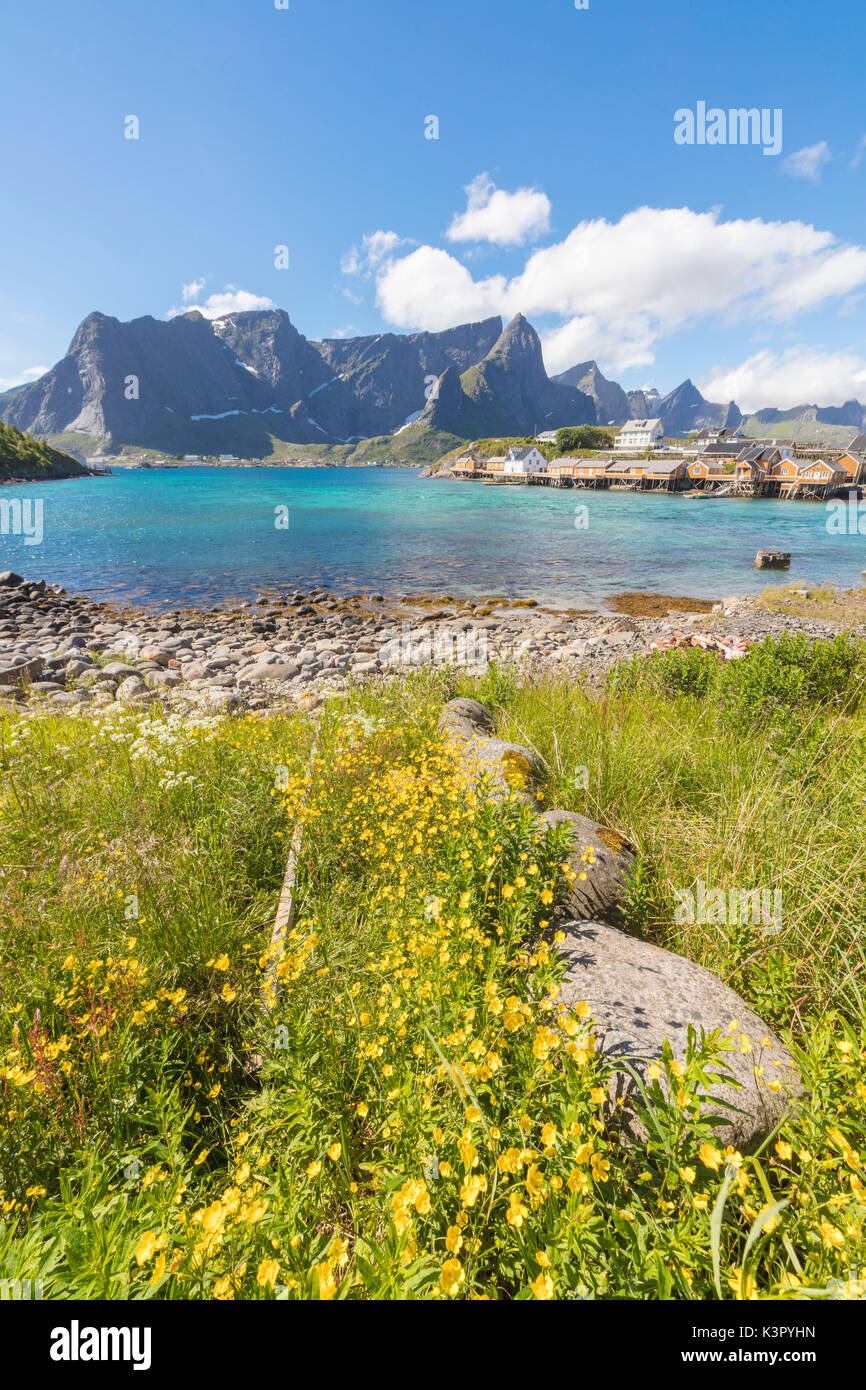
[331,325,357,339]
[167,286,275,319]
[370,205,866,373]
[446,173,551,247]
[700,347,866,413]
[0,364,49,392]
[181,278,207,302]
[341,230,412,278]
[783,141,831,182]
[851,134,866,169]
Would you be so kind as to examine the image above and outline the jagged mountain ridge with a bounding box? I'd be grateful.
[3,309,509,452]
[4,304,866,456]
[420,315,595,438]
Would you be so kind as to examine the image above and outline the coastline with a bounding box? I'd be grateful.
[2,570,861,719]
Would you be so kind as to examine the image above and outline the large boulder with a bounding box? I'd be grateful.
[238,660,301,684]
[540,809,636,924]
[555,919,800,1149]
[438,698,544,802]
[0,656,44,686]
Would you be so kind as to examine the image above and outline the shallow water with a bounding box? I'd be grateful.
[2,466,864,610]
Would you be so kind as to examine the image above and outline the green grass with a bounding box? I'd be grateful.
[0,641,864,1300]
[0,422,87,481]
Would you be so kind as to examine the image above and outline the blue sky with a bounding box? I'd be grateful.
[3,0,866,410]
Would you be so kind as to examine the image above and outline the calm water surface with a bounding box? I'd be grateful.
[2,466,865,610]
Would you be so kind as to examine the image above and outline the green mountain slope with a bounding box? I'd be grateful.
[0,421,88,481]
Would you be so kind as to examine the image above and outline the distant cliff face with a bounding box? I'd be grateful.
[420,315,595,438]
[3,310,506,453]
[553,361,631,426]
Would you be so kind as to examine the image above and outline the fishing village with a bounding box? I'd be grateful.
[448,420,866,501]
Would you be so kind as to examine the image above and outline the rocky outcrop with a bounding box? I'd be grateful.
[539,809,636,923]
[555,919,800,1148]
[436,696,801,1149]
[553,361,631,427]
[427,315,596,439]
[438,697,544,802]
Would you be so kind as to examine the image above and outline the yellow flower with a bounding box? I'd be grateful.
[355,1102,368,1118]
[135,1231,157,1267]
[221,983,237,1003]
[213,955,230,971]
[327,1237,350,1268]
[774,1141,793,1161]
[200,1201,225,1234]
[440,1258,464,1297]
[530,1271,555,1300]
[819,1221,846,1250]
[213,1275,235,1300]
[699,1143,723,1171]
[590,1153,611,1182]
[541,1123,557,1148]
[315,1260,337,1300]
[525,1164,546,1197]
[327,1142,342,1161]
[257,1258,279,1288]
[506,1195,529,1227]
[445,1225,463,1254]
[459,1175,486,1208]
[307,1160,322,1178]
[728,1269,757,1300]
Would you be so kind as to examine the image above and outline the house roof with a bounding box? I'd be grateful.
[508,445,543,460]
[848,434,866,453]
[621,418,662,431]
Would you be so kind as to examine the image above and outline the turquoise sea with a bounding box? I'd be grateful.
[2,466,865,610]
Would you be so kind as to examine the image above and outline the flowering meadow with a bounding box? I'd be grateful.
[0,646,864,1300]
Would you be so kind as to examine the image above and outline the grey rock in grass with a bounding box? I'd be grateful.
[29,679,67,694]
[556,919,800,1149]
[539,809,636,924]
[439,698,544,802]
[144,669,183,689]
[103,662,143,679]
[238,660,301,683]
[0,656,44,686]
[114,677,153,705]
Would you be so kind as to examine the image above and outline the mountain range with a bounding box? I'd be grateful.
[3,307,865,460]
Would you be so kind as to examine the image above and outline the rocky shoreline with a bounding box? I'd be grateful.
[0,570,861,718]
